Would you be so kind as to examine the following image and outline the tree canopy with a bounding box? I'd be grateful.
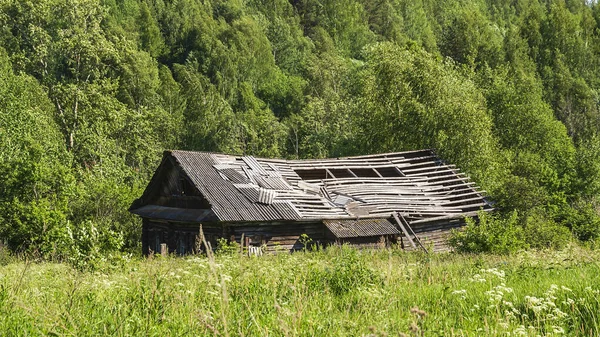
[1,0,600,259]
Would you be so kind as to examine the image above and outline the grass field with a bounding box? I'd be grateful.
[0,245,599,336]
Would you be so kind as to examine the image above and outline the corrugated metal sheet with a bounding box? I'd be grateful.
[237,185,260,203]
[323,219,401,238]
[133,149,491,226]
[171,151,301,221]
[255,176,292,190]
[220,168,251,184]
[242,156,268,175]
[257,188,276,204]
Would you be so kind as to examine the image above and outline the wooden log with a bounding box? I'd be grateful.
[392,213,417,249]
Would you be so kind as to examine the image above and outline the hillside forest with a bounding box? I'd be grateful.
[1,0,600,263]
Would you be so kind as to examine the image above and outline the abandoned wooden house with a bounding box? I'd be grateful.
[129,149,492,255]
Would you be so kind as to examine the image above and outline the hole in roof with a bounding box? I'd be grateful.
[294,168,393,180]
[375,167,403,177]
[294,169,329,180]
[349,168,380,177]
[328,169,355,178]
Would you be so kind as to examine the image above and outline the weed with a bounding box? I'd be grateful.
[0,245,598,335]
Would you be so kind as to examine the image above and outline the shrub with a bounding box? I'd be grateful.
[66,220,125,270]
[567,198,600,242]
[0,245,14,266]
[449,211,528,254]
[215,238,240,256]
[523,212,572,249]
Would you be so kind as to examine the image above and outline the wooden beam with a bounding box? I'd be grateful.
[397,212,428,253]
[392,213,417,249]
[325,168,336,179]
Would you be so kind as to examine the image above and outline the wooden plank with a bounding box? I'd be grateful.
[392,213,417,249]
[397,212,428,253]
[409,210,487,224]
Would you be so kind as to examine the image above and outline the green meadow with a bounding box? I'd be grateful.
[0,245,598,336]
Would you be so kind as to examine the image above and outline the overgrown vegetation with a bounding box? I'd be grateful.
[1,0,600,258]
[0,245,599,335]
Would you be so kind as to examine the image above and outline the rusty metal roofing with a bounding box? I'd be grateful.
[131,149,492,224]
[324,219,401,238]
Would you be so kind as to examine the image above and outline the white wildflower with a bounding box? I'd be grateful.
[513,325,527,336]
[470,274,487,283]
[497,283,514,293]
[553,308,567,319]
[482,268,506,279]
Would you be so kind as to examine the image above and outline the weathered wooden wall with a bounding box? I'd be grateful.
[142,217,466,255]
[226,221,326,252]
[142,220,201,255]
[404,218,465,252]
[333,235,398,249]
[144,157,211,209]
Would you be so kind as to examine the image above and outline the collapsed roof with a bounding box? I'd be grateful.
[130,149,492,224]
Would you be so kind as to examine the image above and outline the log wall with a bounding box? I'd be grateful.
[226,222,326,252]
[141,218,464,255]
[142,219,202,255]
[405,218,465,252]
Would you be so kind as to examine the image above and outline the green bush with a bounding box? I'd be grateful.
[66,220,125,270]
[0,245,15,266]
[215,238,240,256]
[449,211,528,254]
[566,199,600,242]
[523,211,572,250]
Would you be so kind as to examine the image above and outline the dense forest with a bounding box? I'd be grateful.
[1,0,600,263]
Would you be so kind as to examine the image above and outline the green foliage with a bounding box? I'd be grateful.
[450,211,527,254]
[322,245,380,295]
[1,247,600,335]
[560,198,600,242]
[2,0,600,257]
[353,42,500,185]
[0,246,15,266]
[65,220,125,270]
[451,209,573,253]
[215,238,240,256]
[522,210,572,250]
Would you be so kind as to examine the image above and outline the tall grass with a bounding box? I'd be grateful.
[0,245,598,336]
